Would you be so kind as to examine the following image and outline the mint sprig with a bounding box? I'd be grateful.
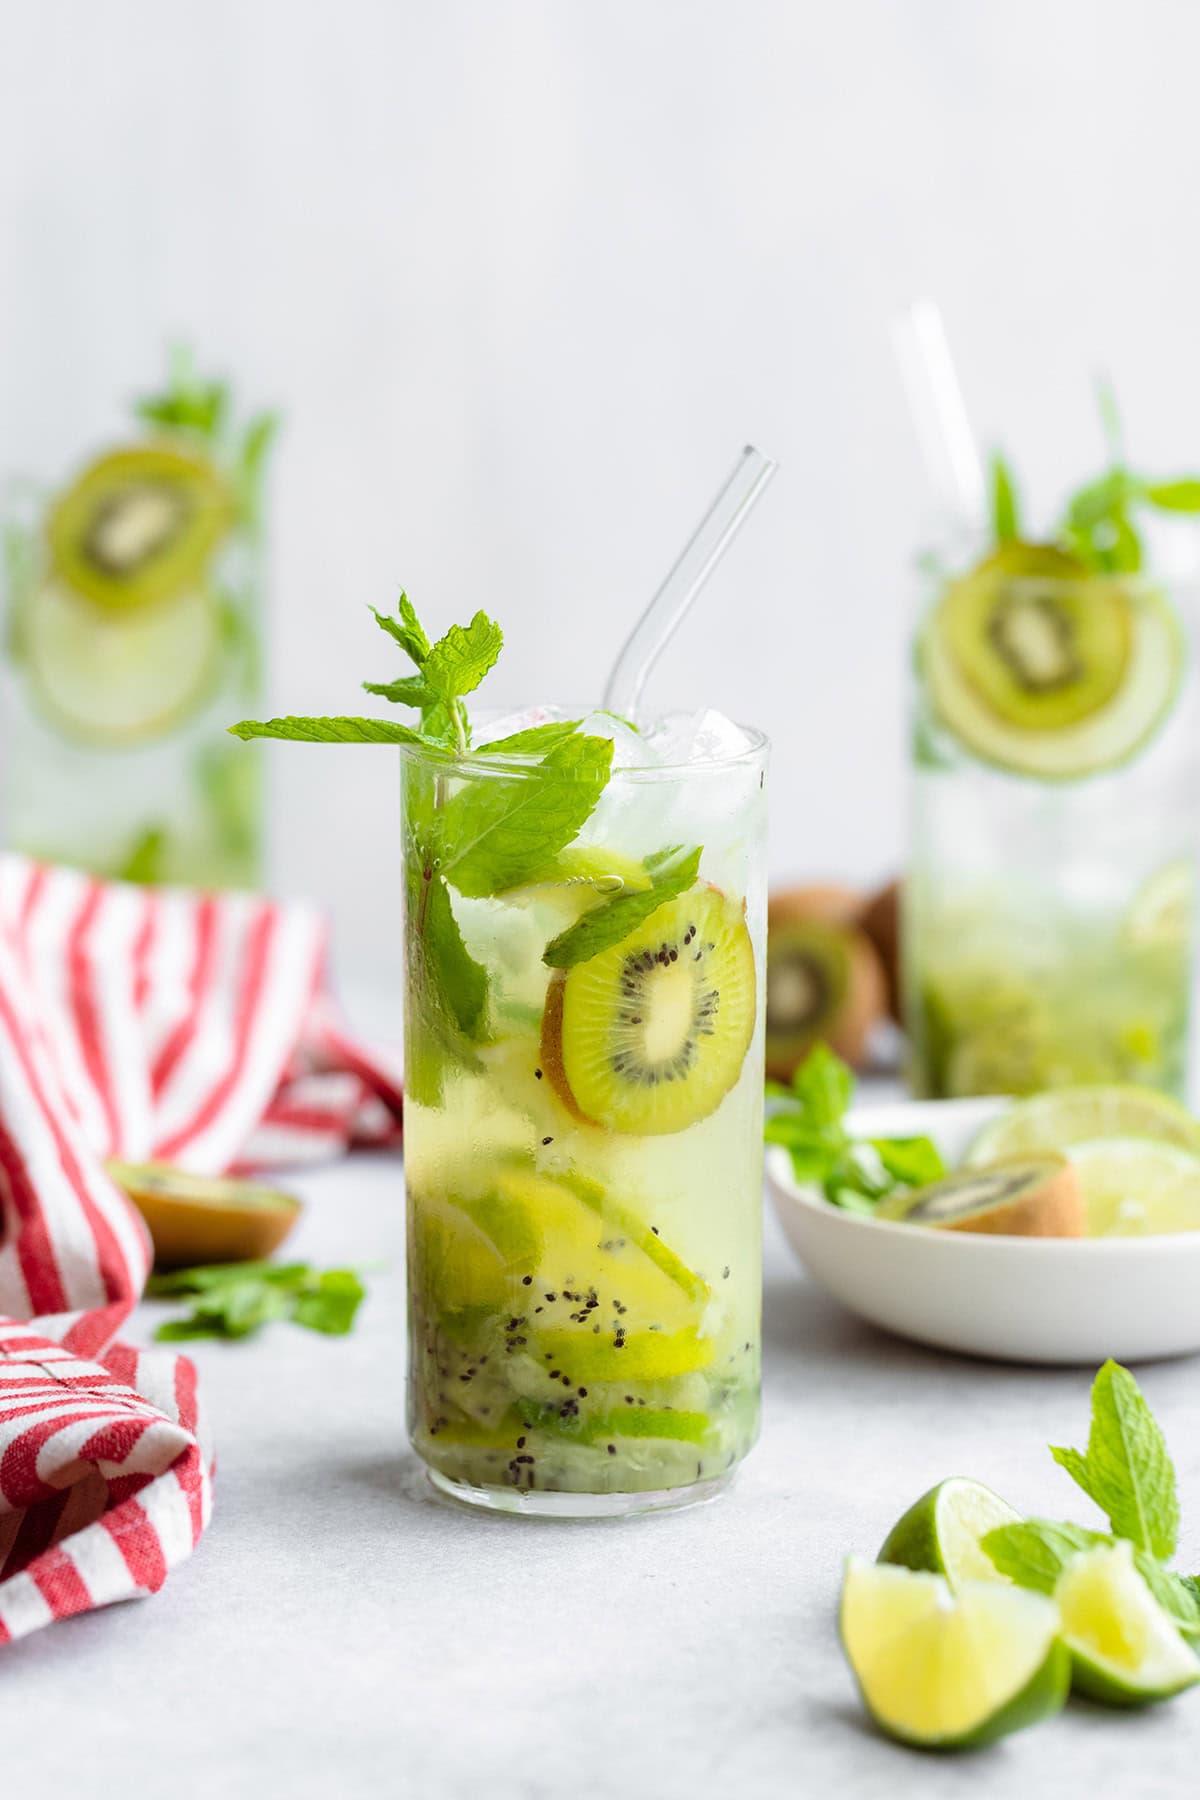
[979,1360,1200,1639]
[147,1259,367,1340]
[764,1045,944,1213]
[1049,1357,1179,1560]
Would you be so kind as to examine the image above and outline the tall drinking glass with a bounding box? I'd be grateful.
[906,542,1196,1098]
[402,724,768,1515]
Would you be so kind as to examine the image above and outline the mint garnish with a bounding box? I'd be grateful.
[438,732,614,898]
[229,715,423,745]
[764,1045,944,1213]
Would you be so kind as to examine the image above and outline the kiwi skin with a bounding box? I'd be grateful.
[877,1155,1086,1239]
[766,886,886,1079]
[857,879,901,1023]
[538,971,594,1126]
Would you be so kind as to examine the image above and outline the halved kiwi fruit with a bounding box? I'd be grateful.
[925,543,1183,779]
[48,443,232,611]
[108,1160,302,1268]
[875,1154,1084,1237]
[539,884,756,1135]
[766,887,885,1080]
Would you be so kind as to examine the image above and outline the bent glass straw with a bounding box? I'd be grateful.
[602,445,778,726]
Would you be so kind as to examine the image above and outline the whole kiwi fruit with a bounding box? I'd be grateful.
[765,886,886,1080]
[857,878,901,1022]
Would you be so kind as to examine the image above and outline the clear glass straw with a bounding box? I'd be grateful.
[602,444,778,724]
[891,299,987,532]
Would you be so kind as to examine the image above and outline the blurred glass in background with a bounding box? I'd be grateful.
[1,348,276,888]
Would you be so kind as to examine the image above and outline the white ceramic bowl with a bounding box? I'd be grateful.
[766,1095,1200,1365]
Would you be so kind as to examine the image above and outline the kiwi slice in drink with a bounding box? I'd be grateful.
[875,1154,1085,1237]
[540,885,756,1135]
[48,443,232,611]
[925,543,1183,779]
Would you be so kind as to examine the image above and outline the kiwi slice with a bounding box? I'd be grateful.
[48,443,232,611]
[765,888,885,1081]
[875,1154,1085,1237]
[540,885,756,1135]
[925,543,1183,779]
[108,1160,301,1268]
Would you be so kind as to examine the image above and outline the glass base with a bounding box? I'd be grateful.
[426,1464,735,1520]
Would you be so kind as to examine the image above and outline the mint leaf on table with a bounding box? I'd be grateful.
[148,1259,367,1342]
[229,715,424,745]
[991,451,1021,543]
[1049,1359,1179,1559]
[438,732,614,898]
[543,845,703,969]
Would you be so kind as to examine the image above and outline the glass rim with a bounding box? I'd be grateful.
[396,714,770,780]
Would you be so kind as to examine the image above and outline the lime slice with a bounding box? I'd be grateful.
[1055,1541,1200,1705]
[840,1558,1069,1749]
[1126,859,1195,949]
[1066,1137,1200,1236]
[965,1085,1200,1167]
[877,1479,1022,1588]
[23,580,221,746]
[925,574,1183,780]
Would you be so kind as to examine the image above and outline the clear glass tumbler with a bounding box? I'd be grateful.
[401,724,768,1516]
[906,544,1197,1099]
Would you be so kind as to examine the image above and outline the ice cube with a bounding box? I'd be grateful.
[644,708,754,765]
[576,710,661,770]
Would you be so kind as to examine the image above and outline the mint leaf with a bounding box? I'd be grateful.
[480,721,583,755]
[438,733,613,898]
[423,874,489,1038]
[229,715,423,745]
[151,1259,367,1340]
[982,1519,1107,1593]
[362,675,436,706]
[543,845,703,969]
[1145,479,1200,513]
[871,1135,944,1187]
[790,1042,854,1130]
[372,594,431,667]
[292,1268,366,1335]
[991,452,1021,543]
[422,611,503,704]
[1049,1359,1179,1558]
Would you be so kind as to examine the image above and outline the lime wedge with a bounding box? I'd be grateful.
[23,580,221,746]
[1066,1137,1200,1236]
[925,573,1183,780]
[1055,1542,1200,1705]
[840,1558,1069,1749]
[965,1085,1200,1167]
[877,1478,1022,1588]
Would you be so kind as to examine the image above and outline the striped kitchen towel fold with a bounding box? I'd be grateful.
[0,854,402,1644]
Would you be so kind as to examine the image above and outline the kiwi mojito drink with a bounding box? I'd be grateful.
[2,350,275,886]
[907,454,1196,1100]
[232,599,768,1515]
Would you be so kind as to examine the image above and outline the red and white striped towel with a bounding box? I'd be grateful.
[0,855,402,1644]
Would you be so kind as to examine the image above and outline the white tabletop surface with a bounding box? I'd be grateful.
[4,1110,1200,1798]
